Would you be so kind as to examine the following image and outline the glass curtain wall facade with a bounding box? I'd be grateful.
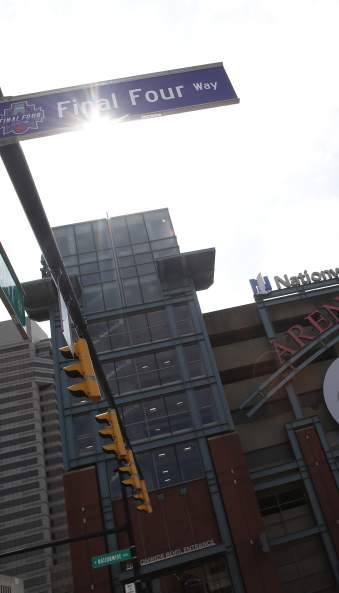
[49,209,235,591]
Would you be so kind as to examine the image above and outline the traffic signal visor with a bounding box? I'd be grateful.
[134,479,152,514]
[96,409,128,459]
[119,449,142,491]
[60,338,101,403]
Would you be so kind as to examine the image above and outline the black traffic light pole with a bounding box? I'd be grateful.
[0,525,127,561]
[0,88,142,592]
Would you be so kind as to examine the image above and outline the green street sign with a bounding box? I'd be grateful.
[91,548,132,569]
[0,243,26,337]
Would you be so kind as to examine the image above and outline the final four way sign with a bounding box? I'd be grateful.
[0,63,238,145]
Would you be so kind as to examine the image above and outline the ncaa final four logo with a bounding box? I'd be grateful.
[0,100,45,136]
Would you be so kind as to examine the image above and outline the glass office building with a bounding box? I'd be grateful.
[46,209,241,593]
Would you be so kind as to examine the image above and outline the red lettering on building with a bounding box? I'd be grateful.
[305,310,333,334]
[271,296,339,364]
[286,324,314,347]
[271,339,296,365]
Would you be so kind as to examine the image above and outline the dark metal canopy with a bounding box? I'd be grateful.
[157,248,215,292]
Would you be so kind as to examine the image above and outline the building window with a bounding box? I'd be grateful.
[127,214,148,243]
[53,227,76,256]
[257,482,314,539]
[121,392,192,442]
[195,387,218,425]
[103,281,122,309]
[174,303,195,335]
[144,210,174,240]
[89,310,171,353]
[139,274,162,302]
[122,277,143,306]
[258,484,309,517]
[107,441,203,498]
[82,284,104,313]
[112,349,180,395]
[75,222,95,253]
[73,414,96,456]
[110,217,130,246]
[184,343,206,378]
[93,220,111,250]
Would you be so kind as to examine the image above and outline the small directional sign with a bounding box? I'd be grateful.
[91,548,132,569]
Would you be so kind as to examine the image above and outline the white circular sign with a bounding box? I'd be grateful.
[323,358,339,424]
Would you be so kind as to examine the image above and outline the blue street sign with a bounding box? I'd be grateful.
[0,63,238,145]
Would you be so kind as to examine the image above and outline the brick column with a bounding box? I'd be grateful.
[296,426,339,555]
[208,433,283,593]
[64,466,113,593]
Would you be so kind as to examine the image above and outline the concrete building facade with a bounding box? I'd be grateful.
[204,276,339,593]
[0,319,72,593]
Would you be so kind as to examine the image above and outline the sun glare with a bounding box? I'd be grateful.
[81,110,129,139]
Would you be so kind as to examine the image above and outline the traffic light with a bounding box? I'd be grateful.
[118,449,142,490]
[118,450,153,513]
[134,479,152,514]
[96,409,128,459]
[59,338,101,403]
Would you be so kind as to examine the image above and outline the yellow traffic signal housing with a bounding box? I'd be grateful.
[119,449,142,491]
[59,338,101,403]
[134,479,152,514]
[96,409,128,459]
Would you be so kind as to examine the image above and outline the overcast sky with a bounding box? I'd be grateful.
[1,1,339,333]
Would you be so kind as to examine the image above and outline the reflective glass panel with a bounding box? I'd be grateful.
[145,210,174,240]
[53,227,76,257]
[133,243,151,254]
[100,270,116,282]
[109,318,129,349]
[136,354,159,389]
[99,258,115,271]
[128,314,150,344]
[123,403,147,441]
[88,321,110,353]
[93,220,111,251]
[103,281,122,310]
[177,442,203,482]
[75,223,95,253]
[120,266,137,279]
[140,274,162,302]
[144,398,170,437]
[155,447,179,487]
[136,452,156,491]
[166,393,192,432]
[156,349,179,383]
[73,414,96,456]
[106,459,121,499]
[174,304,195,335]
[82,285,104,313]
[79,252,97,264]
[80,262,99,274]
[185,344,205,378]
[102,362,117,394]
[110,217,130,246]
[148,310,170,340]
[127,214,148,243]
[195,387,217,425]
[122,278,142,306]
[81,273,101,286]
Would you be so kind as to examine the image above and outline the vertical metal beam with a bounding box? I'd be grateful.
[256,299,304,419]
